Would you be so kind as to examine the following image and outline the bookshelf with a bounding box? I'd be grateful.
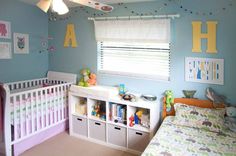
[69,85,161,155]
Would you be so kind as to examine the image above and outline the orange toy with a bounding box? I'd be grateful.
[88,73,97,86]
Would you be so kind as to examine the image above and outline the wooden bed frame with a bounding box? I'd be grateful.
[162,97,225,119]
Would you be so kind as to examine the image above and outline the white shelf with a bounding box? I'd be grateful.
[69,85,161,154]
[128,124,150,133]
[89,116,106,123]
[72,113,87,118]
[107,121,127,128]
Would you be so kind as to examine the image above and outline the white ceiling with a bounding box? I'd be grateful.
[20,0,156,7]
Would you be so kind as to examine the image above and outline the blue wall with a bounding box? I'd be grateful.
[0,0,49,83]
[48,0,236,104]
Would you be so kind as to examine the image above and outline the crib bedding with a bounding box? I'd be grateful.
[142,116,236,156]
[10,94,66,124]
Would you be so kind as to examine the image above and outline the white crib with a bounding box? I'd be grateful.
[2,71,76,156]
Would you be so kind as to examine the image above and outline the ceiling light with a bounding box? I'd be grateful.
[52,0,69,15]
[37,0,52,13]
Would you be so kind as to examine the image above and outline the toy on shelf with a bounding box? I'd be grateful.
[165,90,174,112]
[91,101,106,121]
[129,115,134,127]
[129,109,150,128]
[88,73,97,86]
[78,68,97,87]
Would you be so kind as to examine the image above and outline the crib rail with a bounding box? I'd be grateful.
[6,78,48,91]
[8,82,71,144]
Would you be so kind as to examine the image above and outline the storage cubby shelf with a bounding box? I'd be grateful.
[69,85,161,155]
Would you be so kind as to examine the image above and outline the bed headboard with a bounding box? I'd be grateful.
[47,71,77,84]
[162,97,225,119]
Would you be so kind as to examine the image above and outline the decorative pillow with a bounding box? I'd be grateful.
[173,103,226,132]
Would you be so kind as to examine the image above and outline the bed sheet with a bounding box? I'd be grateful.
[142,116,236,156]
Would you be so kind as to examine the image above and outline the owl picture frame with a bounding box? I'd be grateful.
[14,33,29,54]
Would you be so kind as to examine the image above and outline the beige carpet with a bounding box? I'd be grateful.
[21,132,137,156]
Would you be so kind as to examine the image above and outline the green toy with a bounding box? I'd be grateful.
[165,90,174,112]
[78,68,91,87]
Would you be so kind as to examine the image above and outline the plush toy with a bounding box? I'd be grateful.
[78,68,90,87]
[88,73,97,86]
[78,69,97,87]
[129,115,134,127]
[225,106,236,132]
[165,90,174,112]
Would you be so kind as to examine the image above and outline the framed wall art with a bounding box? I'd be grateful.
[0,20,11,39]
[0,42,12,59]
[185,57,224,85]
[14,33,29,54]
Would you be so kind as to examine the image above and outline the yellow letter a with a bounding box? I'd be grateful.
[192,21,217,53]
[64,24,78,48]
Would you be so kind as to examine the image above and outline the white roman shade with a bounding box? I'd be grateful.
[94,19,170,43]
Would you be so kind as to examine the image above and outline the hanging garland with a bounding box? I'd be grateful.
[48,0,170,22]
[48,0,234,21]
[173,0,234,16]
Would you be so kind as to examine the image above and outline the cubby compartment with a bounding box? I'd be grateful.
[127,106,150,132]
[109,102,127,126]
[89,119,106,142]
[71,96,87,116]
[108,124,127,147]
[128,129,150,152]
[72,115,88,137]
[88,99,106,121]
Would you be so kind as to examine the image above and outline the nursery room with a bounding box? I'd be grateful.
[0,0,236,156]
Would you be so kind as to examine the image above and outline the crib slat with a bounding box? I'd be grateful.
[55,86,59,123]
[31,92,35,133]
[13,96,18,140]
[49,88,53,125]
[61,86,65,120]
[53,87,56,123]
[45,89,49,127]
[36,91,40,130]
[25,93,29,135]
[64,85,68,118]
[19,94,24,138]
[40,90,44,128]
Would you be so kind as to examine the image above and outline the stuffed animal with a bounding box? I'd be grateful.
[225,106,236,132]
[165,90,174,112]
[78,69,97,87]
[78,68,90,87]
[88,73,97,86]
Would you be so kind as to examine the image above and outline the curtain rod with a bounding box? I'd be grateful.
[88,14,180,21]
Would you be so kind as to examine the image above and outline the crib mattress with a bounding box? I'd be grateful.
[142,116,236,156]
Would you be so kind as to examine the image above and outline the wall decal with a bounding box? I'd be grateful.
[0,42,11,59]
[192,21,217,53]
[64,24,78,48]
[13,33,29,54]
[185,57,224,85]
[0,20,11,39]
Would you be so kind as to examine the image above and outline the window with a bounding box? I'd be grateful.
[98,41,170,81]
[94,19,171,81]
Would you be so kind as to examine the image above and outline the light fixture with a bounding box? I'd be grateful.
[37,0,52,13]
[52,0,69,15]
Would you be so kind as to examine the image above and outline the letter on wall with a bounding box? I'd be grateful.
[192,21,217,53]
[64,24,78,48]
